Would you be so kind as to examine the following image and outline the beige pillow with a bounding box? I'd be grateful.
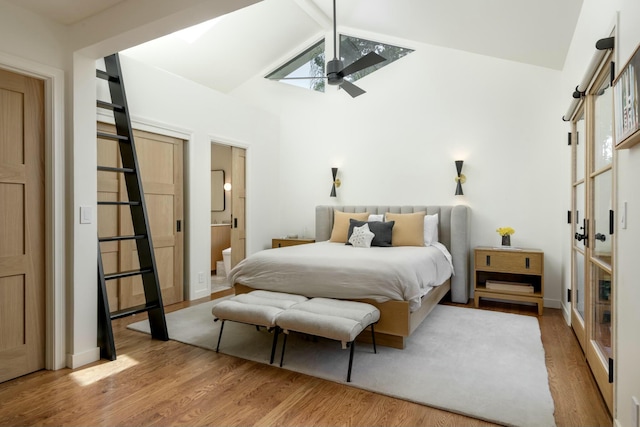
[385,211,426,246]
[329,210,370,243]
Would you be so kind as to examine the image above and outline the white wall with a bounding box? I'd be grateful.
[1,0,274,369]
[233,36,567,308]
[560,0,640,425]
[117,54,280,300]
[0,0,69,69]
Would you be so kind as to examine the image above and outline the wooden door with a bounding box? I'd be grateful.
[97,125,121,310]
[0,68,45,382]
[230,147,246,268]
[97,124,184,310]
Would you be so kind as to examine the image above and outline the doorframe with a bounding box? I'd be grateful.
[0,52,66,371]
[207,134,249,295]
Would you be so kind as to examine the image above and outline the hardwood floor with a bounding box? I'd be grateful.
[0,293,612,427]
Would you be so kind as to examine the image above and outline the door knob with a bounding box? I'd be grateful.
[574,225,587,242]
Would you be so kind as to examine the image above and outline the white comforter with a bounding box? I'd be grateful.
[228,241,453,311]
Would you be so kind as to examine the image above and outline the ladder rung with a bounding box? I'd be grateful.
[104,268,153,281]
[97,166,135,174]
[99,234,147,242]
[97,100,124,112]
[98,200,141,206]
[110,302,162,320]
[97,131,129,142]
[96,69,120,82]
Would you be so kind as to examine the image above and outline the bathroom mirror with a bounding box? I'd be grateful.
[211,170,225,212]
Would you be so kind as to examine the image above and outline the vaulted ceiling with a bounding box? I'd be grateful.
[8,0,584,94]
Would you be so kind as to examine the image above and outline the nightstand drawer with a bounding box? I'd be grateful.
[475,250,543,275]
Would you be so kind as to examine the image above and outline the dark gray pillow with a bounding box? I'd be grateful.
[346,219,394,247]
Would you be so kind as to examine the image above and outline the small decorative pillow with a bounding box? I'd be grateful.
[368,214,384,222]
[348,223,375,248]
[347,219,394,247]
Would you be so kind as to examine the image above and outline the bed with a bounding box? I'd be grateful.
[231,205,470,348]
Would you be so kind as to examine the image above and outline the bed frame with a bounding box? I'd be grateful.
[236,205,470,349]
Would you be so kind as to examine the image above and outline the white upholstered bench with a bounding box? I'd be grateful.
[211,290,308,364]
[276,297,380,382]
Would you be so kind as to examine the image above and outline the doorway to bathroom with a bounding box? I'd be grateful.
[211,142,246,292]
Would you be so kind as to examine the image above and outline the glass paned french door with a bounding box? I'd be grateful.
[585,74,614,411]
[570,57,615,413]
[571,110,587,350]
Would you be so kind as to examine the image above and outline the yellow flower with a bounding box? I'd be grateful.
[496,227,515,236]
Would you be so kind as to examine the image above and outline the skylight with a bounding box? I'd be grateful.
[265,35,413,93]
[339,35,413,83]
[265,40,326,92]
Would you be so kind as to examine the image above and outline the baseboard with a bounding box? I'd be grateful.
[543,297,562,310]
[191,287,212,300]
[561,302,571,325]
[66,347,100,369]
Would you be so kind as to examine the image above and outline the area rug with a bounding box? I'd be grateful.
[128,301,555,427]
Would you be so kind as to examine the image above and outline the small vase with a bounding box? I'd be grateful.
[501,235,511,246]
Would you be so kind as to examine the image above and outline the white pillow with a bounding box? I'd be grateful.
[424,213,439,246]
[368,214,384,222]
[348,223,375,248]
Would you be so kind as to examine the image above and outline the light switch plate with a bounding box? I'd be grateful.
[80,206,92,224]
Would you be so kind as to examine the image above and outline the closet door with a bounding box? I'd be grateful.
[0,69,45,382]
[98,124,185,310]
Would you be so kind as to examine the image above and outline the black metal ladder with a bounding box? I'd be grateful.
[96,53,168,360]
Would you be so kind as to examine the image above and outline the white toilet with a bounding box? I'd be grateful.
[222,247,232,277]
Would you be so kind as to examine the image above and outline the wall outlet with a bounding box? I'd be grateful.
[633,396,639,427]
[198,272,205,284]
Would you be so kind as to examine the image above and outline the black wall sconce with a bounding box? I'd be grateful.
[454,160,466,195]
[330,167,341,197]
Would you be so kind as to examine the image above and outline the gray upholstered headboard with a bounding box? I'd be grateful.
[315,205,470,303]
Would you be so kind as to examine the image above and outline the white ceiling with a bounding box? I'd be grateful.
[5,0,126,25]
[9,0,584,93]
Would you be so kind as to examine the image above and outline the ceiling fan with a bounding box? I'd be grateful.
[282,0,387,97]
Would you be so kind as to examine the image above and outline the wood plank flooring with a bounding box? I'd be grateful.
[0,292,612,426]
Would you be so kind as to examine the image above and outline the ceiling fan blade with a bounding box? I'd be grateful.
[340,80,366,98]
[272,76,327,80]
[339,52,386,78]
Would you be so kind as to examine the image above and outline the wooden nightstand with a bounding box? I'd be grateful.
[272,238,315,248]
[474,247,544,315]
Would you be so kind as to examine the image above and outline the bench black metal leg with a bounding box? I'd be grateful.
[270,327,280,364]
[347,339,355,382]
[279,332,288,367]
[371,324,377,354]
[215,320,225,352]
